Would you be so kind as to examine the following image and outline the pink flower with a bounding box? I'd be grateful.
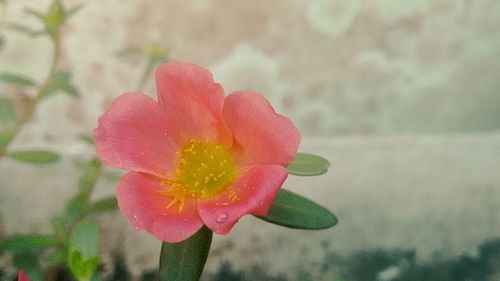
[18,270,29,281]
[94,61,300,242]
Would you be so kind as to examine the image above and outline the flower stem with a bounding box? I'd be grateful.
[159,226,213,281]
[0,26,61,158]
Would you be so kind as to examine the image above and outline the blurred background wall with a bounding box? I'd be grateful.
[1,0,499,140]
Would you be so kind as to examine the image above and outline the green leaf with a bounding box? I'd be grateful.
[287,152,331,176]
[23,7,45,21]
[45,0,65,36]
[66,3,85,19]
[2,234,58,252]
[116,46,143,58]
[0,72,36,87]
[159,226,212,281]
[40,71,79,99]
[0,34,5,51]
[64,158,101,225]
[13,251,43,281]
[0,130,15,149]
[256,189,337,230]
[87,197,118,214]
[5,23,47,37]
[147,42,169,64]
[68,218,100,280]
[68,249,99,281]
[0,97,16,124]
[69,218,99,259]
[7,150,60,164]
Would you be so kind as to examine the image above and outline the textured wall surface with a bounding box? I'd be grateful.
[1,0,499,139]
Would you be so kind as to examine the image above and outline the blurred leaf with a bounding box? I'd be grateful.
[45,0,65,36]
[64,194,88,226]
[78,133,94,145]
[0,129,15,150]
[287,152,331,176]
[0,97,16,124]
[87,197,118,214]
[2,234,58,252]
[7,150,60,164]
[69,219,99,259]
[0,97,16,151]
[0,72,36,87]
[78,158,101,196]
[40,71,79,99]
[0,34,5,51]
[68,250,99,281]
[65,158,101,225]
[66,3,85,19]
[51,217,66,241]
[23,7,45,21]
[5,23,47,37]
[147,42,168,64]
[256,189,337,230]
[68,218,99,280]
[48,249,66,264]
[13,251,43,281]
[116,46,143,58]
[159,226,212,281]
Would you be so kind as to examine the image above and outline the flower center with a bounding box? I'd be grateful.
[158,139,238,212]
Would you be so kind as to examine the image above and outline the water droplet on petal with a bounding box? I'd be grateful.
[258,200,264,207]
[216,213,228,223]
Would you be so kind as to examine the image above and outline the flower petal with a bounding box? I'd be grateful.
[197,165,288,235]
[94,93,179,177]
[18,270,29,281]
[223,92,301,167]
[117,172,203,242]
[155,61,232,146]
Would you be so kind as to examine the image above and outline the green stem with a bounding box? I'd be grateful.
[136,57,155,92]
[0,29,61,158]
[159,226,213,281]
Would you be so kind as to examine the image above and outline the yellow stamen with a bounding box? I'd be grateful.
[157,139,238,212]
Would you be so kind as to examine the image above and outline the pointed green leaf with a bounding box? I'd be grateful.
[159,226,212,281]
[0,72,36,87]
[2,234,58,252]
[256,189,337,230]
[7,150,60,164]
[288,152,331,176]
[45,0,65,34]
[87,197,118,214]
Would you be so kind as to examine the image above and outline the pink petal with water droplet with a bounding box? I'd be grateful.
[197,165,287,235]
